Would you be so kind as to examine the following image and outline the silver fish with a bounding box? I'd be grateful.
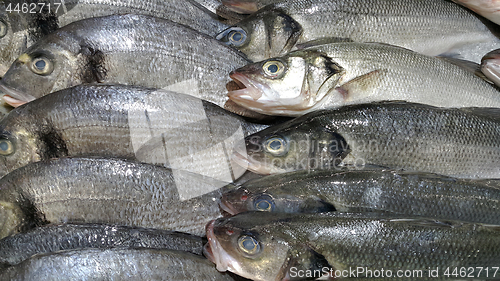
[0,223,204,266]
[216,0,500,62]
[220,169,500,226]
[0,0,229,76]
[205,212,500,281]
[235,102,500,178]
[228,42,500,116]
[1,248,237,281]
[0,84,270,180]
[0,14,250,114]
[0,157,228,239]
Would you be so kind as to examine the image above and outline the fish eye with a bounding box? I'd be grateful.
[264,136,287,156]
[238,235,261,255]
[0,20,7,38]
[262,61,285,78]
[216,27,247,47]
[253,194,274,212]
[0,138,14,156]
[30,56,53,76]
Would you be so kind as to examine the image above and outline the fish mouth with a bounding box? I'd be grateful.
[204,220,239,273]
[228,72,263,99]
[0,84,34,107]
[219,197,238,215]
[231,151,275,175]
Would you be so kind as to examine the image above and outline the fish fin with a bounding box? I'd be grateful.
[331,70,387,102]
[436,56,495,84]
[459,107,500,122]
[295,38,355,50]
[79,45,108,83]
[279,247,332,281]
[265,10,303,56]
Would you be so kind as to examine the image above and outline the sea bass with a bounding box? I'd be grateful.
[205,212,500,281]
[0,0,228,76]
[0,84,270,180]
[0,157,228,239]
[235,102,500,178]
[228,43,500,116]
[0,223,204,266]
[216,0,500,62]
[220,170,500,225]
[0,14,250,113]
[1,248,236,281]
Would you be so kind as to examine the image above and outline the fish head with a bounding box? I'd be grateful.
[228,50,344,115]
[221,185,338,215]
[216,9,302,62]
[0,111,45,178]
[0,6,20,77]
[0,33,83,106]
[233,115,350,174]
[204,217,291,281]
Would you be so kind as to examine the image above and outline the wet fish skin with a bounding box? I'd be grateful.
[1,248,236,281]
[221,169,500,225]
[0,157,228,239]
[236,102,500,178]
[0,84,267,179]
[0,0,229,76]
[0,14,248,109]
[228,43,500,116]
[205,212,500,281]
[0,223,204,267]
[217,0,500,62]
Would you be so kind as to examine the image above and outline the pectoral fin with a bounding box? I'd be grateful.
[332,70,386,102]
[278,246,333,281]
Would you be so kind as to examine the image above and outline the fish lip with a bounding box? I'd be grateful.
[228,72,264,101]
[219,197,238,215]
[204,220,229,272]
[0,84,35,107]
[231,150,250,171]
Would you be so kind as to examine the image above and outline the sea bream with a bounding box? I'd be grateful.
[228,42,500,116]
[205,212,500,281]
[216,0,500,62]
[0,0,229,76]
[220,169,500,225]
[235,102,500,178]
[0,157,229,239]
[0,14,252,116]
[0,84,271,180]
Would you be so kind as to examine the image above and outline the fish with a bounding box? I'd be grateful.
[204,212,500,281]
[234,101,500,178]
[0,0,229,77]
[0,157,229,239]
[216,0,500,62]
[0,84,273,180]
[482,48,500,87]
[452,0,500,25]
[0,14,250,114]
[221,0,278,14]
[220,169,500,226]
[1,248,237,281]
[0,223,204,267]
[228,42,500,116]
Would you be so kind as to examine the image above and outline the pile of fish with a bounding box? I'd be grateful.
[0,0,499,280]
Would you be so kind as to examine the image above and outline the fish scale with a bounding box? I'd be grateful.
[219,0,500,62]
[242,102,500,178]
